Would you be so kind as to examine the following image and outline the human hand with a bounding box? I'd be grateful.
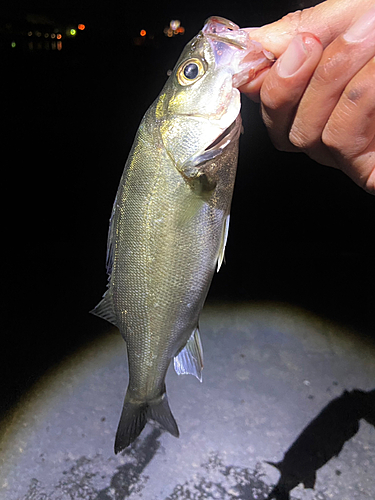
[239,0,375,194]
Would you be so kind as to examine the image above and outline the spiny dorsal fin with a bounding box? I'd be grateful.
[174,327,203,382]
[217,214,230,272]
[90,289,118,327]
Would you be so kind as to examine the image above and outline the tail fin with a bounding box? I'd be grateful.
[114,393,179,454]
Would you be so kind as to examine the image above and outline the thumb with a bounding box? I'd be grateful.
[245,0,375,57]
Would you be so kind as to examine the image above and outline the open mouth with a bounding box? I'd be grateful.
[202,16,249,50]
[181,115,242,172]
[202,16,275,87]
[205,115,242,153]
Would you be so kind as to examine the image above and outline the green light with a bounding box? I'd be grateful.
[70,28,76,36]
[11,41,16,48]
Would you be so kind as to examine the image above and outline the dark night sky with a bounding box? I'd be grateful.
[1,0,374,418]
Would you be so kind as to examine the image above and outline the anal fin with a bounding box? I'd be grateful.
[174,327,203,382]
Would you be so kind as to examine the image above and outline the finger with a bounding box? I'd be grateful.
[322,58,375,194]
[258,33,323,152]
[243,0,375,56]
[289,7,375,159]
[238,67,270,102]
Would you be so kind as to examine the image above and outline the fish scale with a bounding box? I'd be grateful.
[91,16,273,453]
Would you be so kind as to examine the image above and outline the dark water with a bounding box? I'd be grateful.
[2,0,374,418]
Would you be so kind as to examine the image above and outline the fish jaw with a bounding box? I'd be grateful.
[202,16,275,88]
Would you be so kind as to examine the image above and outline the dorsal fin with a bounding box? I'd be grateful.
[174,327,204,382]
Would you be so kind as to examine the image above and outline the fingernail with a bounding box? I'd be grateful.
[344,6,375,42]
[277,35,309,78]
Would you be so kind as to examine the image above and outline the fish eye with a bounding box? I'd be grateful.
[184,63,198,79]
[176,58,205,86]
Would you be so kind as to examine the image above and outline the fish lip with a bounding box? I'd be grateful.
[204,32,247,50]
[203,16,240,31]
[201,16,275,87]
[202,16,249,50]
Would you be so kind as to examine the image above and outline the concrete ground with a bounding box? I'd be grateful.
[0,301,374,500]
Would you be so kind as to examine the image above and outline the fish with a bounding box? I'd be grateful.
[91,16,273,454]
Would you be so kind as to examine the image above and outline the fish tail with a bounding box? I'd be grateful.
[148,393,180,438]
[114,392,179,454]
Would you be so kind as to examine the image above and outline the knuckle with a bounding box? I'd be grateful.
[288,125,311,150]
[313,52,346,84]
[260,77,292,111]
[281,7,334,44]
[260,89,278,111]
[364,163,375,195]
[321,126,339,150]
[271,137,293,152]
[281,11,303,36]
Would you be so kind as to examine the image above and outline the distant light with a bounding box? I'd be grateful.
[44,33,49,38]
[78,24,85,31]
[164,21,185,37]
[57,34,62,40]
[140,29,146,37]
[51,33,56,39]
[170,20,180,30]
[28,31,32,37]
[11,41,16,48]
[70,28,76,36]
[164,27,174,37]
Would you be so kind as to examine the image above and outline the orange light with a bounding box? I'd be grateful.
[57,34,62,40]
[78,24,85,31]
[140,29,146,37]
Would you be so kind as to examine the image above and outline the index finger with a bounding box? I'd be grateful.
[244,0,375,56]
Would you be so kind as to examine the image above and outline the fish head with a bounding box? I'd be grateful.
[155,16,273,169]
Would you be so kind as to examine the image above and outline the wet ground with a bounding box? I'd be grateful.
[1,302,374,500]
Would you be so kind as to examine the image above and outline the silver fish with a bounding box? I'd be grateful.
[92,16,273,453]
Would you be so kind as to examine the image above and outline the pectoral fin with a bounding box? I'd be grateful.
[217,214,230,272]
[174,327,204,382]
[179,150,219,197]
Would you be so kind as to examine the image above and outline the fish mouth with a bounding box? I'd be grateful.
[202,16,248,50]
[204,114,242,152]
[202,16,275,88]
[181,114,242,172]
